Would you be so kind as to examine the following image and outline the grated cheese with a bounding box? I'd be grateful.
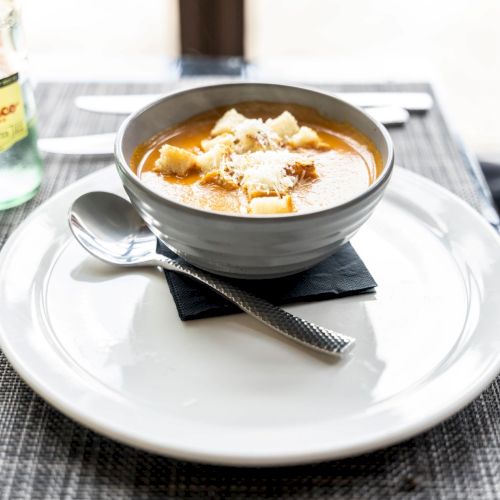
[229,151,304,197]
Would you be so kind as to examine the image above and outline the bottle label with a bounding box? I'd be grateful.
[0,73,28,153]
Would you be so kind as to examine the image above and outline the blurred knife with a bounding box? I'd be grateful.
[38,106,409,156]
[75,92,433,115]
[38,133,116,156]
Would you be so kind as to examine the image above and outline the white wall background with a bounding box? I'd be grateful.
[20,0,500,157]
[23,0,179,56]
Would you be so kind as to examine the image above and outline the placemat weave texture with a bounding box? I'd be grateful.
[0,81,499,499]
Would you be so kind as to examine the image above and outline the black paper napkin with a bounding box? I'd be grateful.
[158,241,377,321]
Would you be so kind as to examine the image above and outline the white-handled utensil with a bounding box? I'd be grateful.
[75,91,433,115]
[38,133,116,156]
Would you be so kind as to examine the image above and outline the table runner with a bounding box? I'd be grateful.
[0,81,499,499]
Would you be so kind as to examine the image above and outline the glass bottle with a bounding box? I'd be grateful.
[0,0,43,210]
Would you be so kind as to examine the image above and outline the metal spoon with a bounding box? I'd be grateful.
[68,192,355,356]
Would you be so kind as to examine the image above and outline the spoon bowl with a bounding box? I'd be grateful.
[69,191,158,266]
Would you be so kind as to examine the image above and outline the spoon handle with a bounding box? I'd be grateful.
[157,256,355,356]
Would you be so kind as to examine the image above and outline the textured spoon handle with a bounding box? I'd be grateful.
[158,256,355,356]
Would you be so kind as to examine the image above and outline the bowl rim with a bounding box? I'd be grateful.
[115,82,394,221]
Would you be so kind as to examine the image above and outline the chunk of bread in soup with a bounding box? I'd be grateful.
[155,145,197,176]
[232,119,280,153]
[249,195,293,214]
[196,144,229,174]
[211,109,246,136]
[201,133,234,152]
[289,126,322,148]
[266,111,299,138]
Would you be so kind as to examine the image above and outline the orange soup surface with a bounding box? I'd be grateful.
[131,102,383,215]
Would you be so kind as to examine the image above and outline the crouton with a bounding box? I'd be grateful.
[286,159,318,180]
[241,170,296,199]
[266,111,299,139]
[249,195,293,214]
[233,119,280,153]
[201,133,235,152]
[211,109,246,136]
[288,126,321,148]
[196,144,229,173]
[199,170,238,190]
[154,144,197,176]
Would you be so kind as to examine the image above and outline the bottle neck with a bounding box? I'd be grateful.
[0,1,27,78]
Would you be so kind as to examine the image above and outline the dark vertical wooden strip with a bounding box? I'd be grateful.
[179,0,244,57]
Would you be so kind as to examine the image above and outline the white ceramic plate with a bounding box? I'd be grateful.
[1,166,500,466]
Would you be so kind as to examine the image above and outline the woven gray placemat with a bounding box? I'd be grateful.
[0,81,499,499]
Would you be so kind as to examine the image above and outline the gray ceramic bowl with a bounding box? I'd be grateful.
[115,83,394,279]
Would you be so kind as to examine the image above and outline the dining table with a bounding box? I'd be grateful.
[0,59,499,499]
